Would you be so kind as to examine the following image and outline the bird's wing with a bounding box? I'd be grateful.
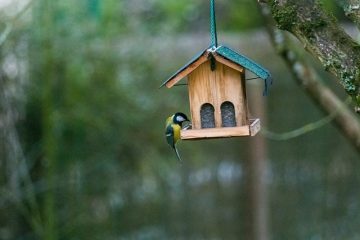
[165,124,175,148]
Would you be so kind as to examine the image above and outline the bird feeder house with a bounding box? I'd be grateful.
[161,0,272,140]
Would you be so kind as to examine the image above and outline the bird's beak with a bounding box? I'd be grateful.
[182,121,192,130]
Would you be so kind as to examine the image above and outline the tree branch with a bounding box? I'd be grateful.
[338,0,360,29]
[267,0,360,111]
[259,4,360,152]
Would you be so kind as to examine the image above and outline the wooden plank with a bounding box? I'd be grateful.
[217,63,248,126]
[181,118,260,140]
[250,118,261,136]
[180,126,251,140]
[188,61,215,129]
[165,55,209,88]
[213,54,244,73]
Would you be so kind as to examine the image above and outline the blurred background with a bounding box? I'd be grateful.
[1,0,360,239]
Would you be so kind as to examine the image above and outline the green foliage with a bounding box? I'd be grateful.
[216,0,263,31]
[320,0,348,20]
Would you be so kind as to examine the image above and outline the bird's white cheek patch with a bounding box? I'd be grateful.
[176,116,185,122]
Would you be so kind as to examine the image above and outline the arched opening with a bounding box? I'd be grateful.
[200,103,215,128]
[221,101,236,127]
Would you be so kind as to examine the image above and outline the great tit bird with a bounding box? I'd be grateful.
[165,112,190,162]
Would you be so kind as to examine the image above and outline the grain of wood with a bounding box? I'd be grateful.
[188,60,248,129]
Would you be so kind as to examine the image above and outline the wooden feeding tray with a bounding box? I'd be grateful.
[181,118,260,140]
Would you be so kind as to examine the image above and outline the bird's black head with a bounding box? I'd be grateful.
[173,112,190,126]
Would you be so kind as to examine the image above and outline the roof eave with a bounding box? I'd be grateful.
[159,49,209,88]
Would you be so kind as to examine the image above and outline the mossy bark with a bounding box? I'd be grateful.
[268,0,360,110]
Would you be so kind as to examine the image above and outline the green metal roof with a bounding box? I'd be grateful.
[216,46,272,95]
[161,45,272,95]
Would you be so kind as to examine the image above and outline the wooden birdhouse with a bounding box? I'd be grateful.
[161,0,272,140]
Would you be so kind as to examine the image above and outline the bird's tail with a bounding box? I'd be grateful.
[173,146,183,163]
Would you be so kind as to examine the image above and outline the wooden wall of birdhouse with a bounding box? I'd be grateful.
[187,61,248,130]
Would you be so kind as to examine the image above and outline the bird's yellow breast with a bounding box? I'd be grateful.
[172,123,181,143]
